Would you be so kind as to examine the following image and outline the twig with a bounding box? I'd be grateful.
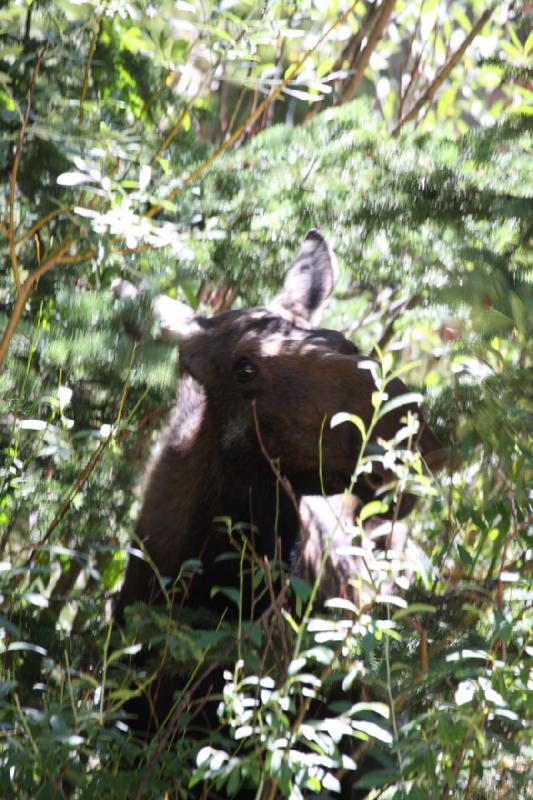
[305,2,380,122]
[516,512,533,534]
[397,1,426,119]
[341,0,398,103]
[25,340,139,560]
[251,399,301,523]
[373,294,420,354]
[440,746,467,800]
[13,693,38,755]
[137,67,174,121]
[220,74,249,144]
[149,55,222,165]
[9,44,48,294]
[133,645,231,800]
[0,243,95,371]
[15,206,69,246]
[79,15,102,125]
[151,25,249,162]
[392,6,496,136]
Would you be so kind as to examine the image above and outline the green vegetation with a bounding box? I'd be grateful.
[0,1,531,798]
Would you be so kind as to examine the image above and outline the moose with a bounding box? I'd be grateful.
[113,230,444,772]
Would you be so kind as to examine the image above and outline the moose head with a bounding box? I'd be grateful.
[114,230,444,618]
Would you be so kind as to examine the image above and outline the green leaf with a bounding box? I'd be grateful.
[21,592,48,608]
[107,644,142,665]
[453,6,472,33]
[393,603,436,620]
[290,575,312,600]
[212,587,241,606]
[354,768,398,788]
[330,412,366,440]
[457,543,473,569]
[359,500,388,522]
[380,392,423,418]
[8,642,47,656]
[351,720,393,743]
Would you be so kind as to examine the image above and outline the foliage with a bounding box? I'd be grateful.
[0,1,531,799]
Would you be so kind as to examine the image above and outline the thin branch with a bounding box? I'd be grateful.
[260,24,288,131]
[150,103,194,165]
[0,243,95,371]
[440,746,468,800]
[305,2,380,122]
[219,75,249,144]
[397,0,426,119]
[137,68,174,121]
[79,15,102,125]
[150,28,246,161]
[392,6,496,136]
[132,646,230,800]
[9,45,48,294]
[341,0,398,103]
[251,399,301,524]
[373,294,420,354]
[149,54,222,166]
[15,205,70,245]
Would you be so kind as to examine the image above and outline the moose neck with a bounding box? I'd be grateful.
[135,377,300,613]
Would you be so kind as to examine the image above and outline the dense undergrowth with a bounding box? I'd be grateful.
[1,2,531,798]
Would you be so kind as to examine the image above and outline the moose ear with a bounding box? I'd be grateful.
[270,229,337,326]
[112,279,201,344]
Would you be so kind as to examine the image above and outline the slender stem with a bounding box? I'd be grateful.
[384,607,404,775]
[9,45,48,294]
[392,6,495,136]
[341,0,398,103]
[305,2,379,122]
[0,243,95,371]
[15,206,70,245]
[397,0,426,118]
[99,620,114,725]
[79,15,102,125]
[14,693,38,755]
[26,340,139,555]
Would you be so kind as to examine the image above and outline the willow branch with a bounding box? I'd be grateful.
[14,205,70,245]
[341,0,397,103]
[0,243,95,371]
[392,6,495,136]
[27,341,138,559]
[397,0,426,119]
[9,45,48,294]
[79,15,102,125]
[305,1,379,123]
[373,294,421,353]
[149,66,215,165]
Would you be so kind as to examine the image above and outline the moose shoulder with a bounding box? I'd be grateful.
[114,230,444,620]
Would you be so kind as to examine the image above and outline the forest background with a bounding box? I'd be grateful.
[0,1,531,798]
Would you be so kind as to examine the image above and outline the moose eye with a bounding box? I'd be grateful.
[233,356,258,383]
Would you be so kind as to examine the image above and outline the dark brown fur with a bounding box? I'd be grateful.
[116,231,444,622]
